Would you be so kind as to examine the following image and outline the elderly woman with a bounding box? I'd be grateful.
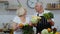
[12,7,32,34]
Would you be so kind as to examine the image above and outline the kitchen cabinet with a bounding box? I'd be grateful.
[46,0,60,10]
[46,4,60,10]
[6,5,18,11]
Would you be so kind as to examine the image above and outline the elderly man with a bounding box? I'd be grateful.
[34,2,54,34]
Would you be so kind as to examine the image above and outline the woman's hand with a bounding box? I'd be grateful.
[12,23,19,31]
[18,23,24,29]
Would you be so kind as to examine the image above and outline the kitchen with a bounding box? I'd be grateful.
[0,0,60,34]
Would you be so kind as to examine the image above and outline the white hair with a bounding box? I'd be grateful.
[36,2,43,5]
[35,2,45,9]
[16,7,26,17]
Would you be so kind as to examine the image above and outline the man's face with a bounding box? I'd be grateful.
[35,3,43,13]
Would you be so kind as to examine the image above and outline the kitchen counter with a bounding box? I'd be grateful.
[0,28,60,34]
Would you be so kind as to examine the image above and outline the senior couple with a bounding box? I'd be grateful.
[12,2,54,34]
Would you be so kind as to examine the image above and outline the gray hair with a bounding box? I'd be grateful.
[35,2,44,8]
[36,2,43,5]
[16,7,26,17]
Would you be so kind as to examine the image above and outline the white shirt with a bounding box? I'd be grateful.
[33,10,54,21]
[13,16,30,34]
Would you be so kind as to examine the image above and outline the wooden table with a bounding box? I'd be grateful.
[55,32,60,34]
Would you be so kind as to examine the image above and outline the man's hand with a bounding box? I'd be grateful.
[47,19,52,22]
[47,19,54,26]
[33,23,37,27]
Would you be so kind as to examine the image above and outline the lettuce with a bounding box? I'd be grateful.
[43,12,54,19]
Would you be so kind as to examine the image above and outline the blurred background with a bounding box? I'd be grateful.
[0,0,60,34]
